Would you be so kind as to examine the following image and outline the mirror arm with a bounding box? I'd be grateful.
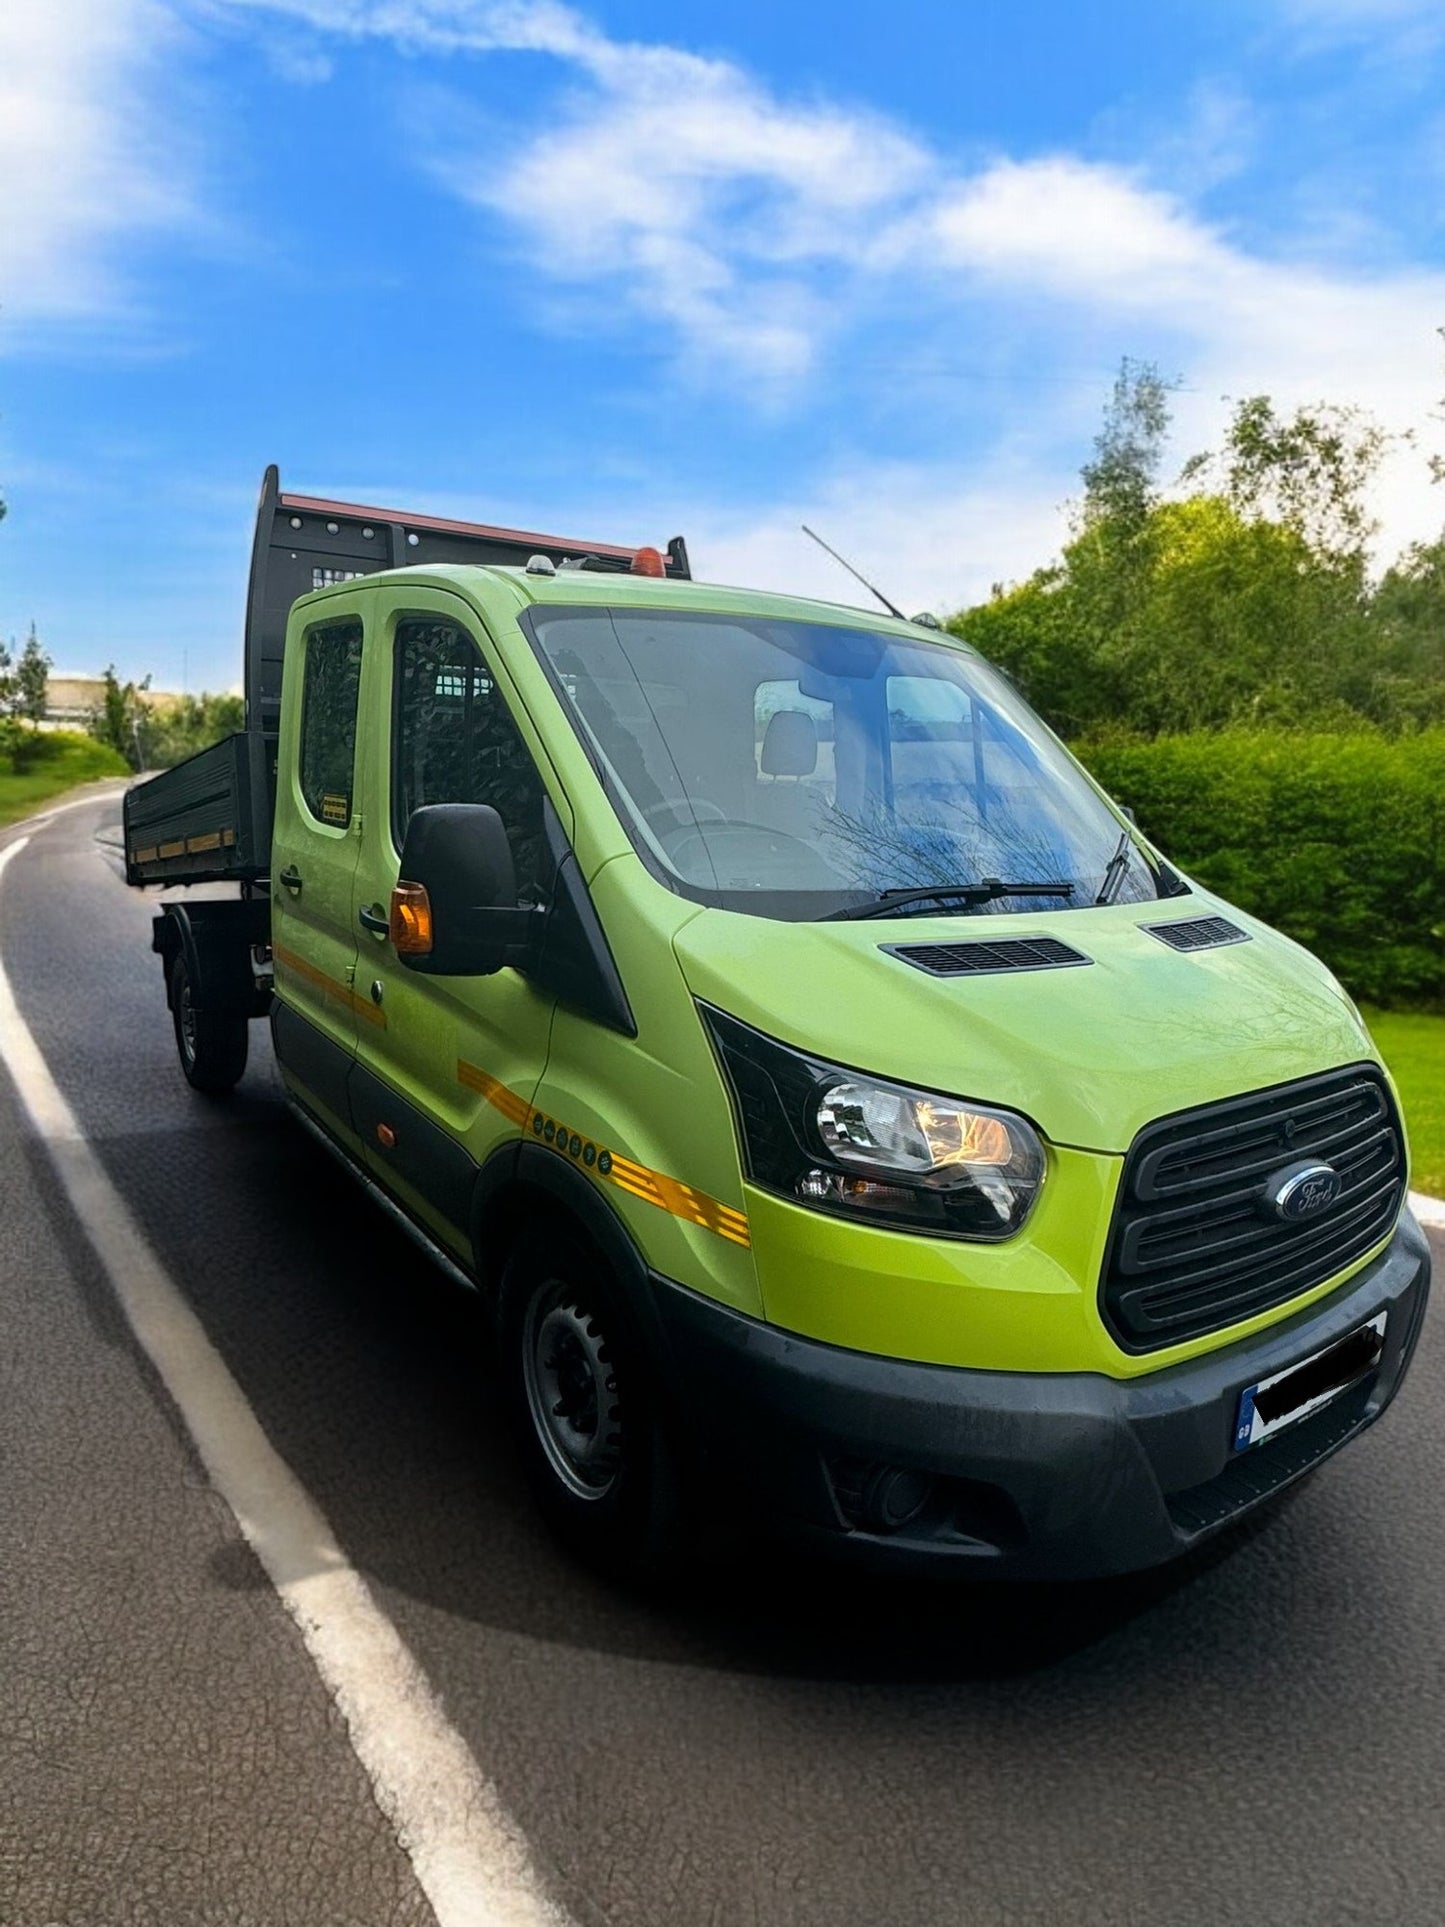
[476,903,547,969]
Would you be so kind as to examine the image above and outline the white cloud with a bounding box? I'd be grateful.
[1280,0,1440,21]
[694,462,1076,620]
[211,0,1445,571]
[206,0,603,61]
[0,0,194,331]
[217,5,1445,396]
[224,0,927,380]
[1273,0,1445,58]
[14,0,1441,594]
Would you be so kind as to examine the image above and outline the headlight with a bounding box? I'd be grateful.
[700,1004,1045,1241]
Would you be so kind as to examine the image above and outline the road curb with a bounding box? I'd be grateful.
[0,777,132,843]
[1412,1191,1445,1229]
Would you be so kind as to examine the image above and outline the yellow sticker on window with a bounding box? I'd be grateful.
[321,792,350,825]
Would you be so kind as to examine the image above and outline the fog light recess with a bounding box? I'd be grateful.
[832,1458,935,1534]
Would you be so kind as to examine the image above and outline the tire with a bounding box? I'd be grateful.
[169,954,249,1095]
[499,1227,687,1580]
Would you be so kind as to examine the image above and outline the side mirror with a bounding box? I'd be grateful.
[393,803,542,976]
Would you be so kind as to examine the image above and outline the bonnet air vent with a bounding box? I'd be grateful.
[884,937,1092,977]
[1144,916,1250,953]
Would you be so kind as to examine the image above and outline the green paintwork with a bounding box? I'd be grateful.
[349,582,563,1257]
[270,609,366,1153]
[671,898,1372,1156]
[269,561,1401,1382]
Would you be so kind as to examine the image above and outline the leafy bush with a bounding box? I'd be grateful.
[86,673,244,771]
[147,691,245,768]
[0,729,129,827]
[1074,729,1445,1008]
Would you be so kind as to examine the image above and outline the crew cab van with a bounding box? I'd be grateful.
[125,469,1432,1577]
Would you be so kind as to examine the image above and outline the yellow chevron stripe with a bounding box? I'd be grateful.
[456,1059,750,1249]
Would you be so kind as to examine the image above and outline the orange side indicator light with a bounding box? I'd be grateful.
[391,880,434,956]
[376,1123,397,1150]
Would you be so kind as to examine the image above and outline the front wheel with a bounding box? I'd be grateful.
[499,1229,687,1580]
[169,954,248,1094]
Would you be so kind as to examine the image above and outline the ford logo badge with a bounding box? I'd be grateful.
[1267,1160,1342,1223]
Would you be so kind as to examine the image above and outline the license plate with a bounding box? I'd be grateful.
[1233,1313,1387,1452]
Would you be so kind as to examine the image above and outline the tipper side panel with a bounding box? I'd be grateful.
[123,731,271,887]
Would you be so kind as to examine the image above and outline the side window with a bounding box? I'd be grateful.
[886,676,971,739]
[392,617,550,898]
[299,620,364,828]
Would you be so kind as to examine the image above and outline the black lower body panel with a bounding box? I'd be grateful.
[647,1213,1432,1580]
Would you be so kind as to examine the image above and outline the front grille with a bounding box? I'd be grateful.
[1101,1064,1405,1351]
[885,937,1091,976]
[1144,915,1249,951]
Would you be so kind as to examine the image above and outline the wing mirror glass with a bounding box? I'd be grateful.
[393,803,541,976]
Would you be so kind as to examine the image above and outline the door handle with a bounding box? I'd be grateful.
[358,903,390,937]
[280,864,303,895]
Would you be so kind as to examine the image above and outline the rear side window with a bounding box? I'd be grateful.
[392,617,549,897]
[298,620,363,829]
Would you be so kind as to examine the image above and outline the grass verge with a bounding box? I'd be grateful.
[0,731,129,829]
[1362,1007,1445,1198]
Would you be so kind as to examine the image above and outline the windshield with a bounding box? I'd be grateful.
[525,607,1180,921]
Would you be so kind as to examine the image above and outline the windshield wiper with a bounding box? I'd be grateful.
[826,879,1076,922]
[1094,832,1133,907]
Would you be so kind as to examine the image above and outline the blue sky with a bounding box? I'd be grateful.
[4,0,1445,693]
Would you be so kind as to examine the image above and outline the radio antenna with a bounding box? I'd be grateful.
[801,524,907,622]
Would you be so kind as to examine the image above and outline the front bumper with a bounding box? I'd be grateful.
[649,1211,1432,1580]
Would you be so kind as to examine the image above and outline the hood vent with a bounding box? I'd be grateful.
[1144,915,1249,953]
[885,936,1092,977]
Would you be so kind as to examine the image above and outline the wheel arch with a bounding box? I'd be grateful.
[152,899,270,1017]
[470,1142,677,1374]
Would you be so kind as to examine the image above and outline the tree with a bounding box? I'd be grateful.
[948,370,1418,740]
[0,636,37,771]
[16,624,50,726]
[1367,537,1445,728]
[1079,357,1174,534]
[1181,394,1389,564]
[88,665,154,772]
[147,691,245,767]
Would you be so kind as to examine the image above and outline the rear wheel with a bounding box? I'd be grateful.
[500,1228,686,1579]
[169,954,248,1094]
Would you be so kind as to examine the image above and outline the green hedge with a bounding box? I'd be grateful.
[0,729,129,828]
[1074,729,1445,1009]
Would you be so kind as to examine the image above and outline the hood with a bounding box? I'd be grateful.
[674,896,1374,1154]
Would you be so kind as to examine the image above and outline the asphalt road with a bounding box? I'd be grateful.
[2,791,1442,1927]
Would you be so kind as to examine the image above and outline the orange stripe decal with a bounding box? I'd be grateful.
[272,942,387,1028]
[457,1058,533,1128]
[456,1058,751,1249]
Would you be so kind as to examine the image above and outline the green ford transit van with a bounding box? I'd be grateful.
[127,471,1432,1579]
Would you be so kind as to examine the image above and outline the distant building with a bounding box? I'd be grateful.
[44,675,183,728]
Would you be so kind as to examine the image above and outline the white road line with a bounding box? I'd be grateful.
[0,833,571,1927]
[0,783,132,849]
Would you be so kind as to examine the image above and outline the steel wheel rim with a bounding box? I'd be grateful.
[178,977,197,1067]
[521,1283,623,1502]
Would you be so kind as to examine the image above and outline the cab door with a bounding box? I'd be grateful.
[269,602,372,1147]
[347,588,561,1258]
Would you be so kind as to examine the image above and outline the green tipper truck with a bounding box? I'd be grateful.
[126,465,1431,1579]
